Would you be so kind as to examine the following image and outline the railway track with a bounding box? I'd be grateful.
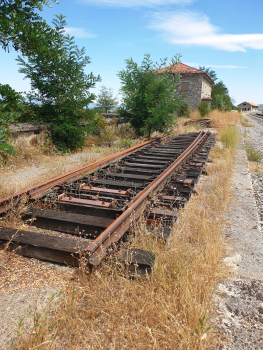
[0,131,215,271]
[245,112,263,121]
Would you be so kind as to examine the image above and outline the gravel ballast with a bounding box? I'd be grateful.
[214,116,263,349]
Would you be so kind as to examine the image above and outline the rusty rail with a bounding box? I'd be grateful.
[0,131,215,268]
[86,131,210,265]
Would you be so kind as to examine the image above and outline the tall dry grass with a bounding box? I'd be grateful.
[13,128,237,350]
[208,110,240,129]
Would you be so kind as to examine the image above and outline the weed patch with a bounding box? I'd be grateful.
[245,142,263,162]
[220,125,238,150]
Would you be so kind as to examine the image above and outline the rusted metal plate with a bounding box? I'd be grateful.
[58,195,115,208]
[80,185,129,196]
[183,179,193,188]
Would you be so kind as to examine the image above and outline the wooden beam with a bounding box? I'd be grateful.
[0,227,91,266]
[23,209,114,238]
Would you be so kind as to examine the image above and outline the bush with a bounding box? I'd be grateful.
[245,142,263,162]
[198,101,210,117]
[118,137,133,149]
[177,102,191,118]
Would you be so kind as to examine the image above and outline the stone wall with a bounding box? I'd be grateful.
[9,123,51,146]
[8,117,123,145]
[176,73,203,110]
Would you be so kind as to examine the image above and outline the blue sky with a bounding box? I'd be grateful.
[1,0,263,105]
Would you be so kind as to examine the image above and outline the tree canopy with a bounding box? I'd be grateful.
[118,54,182,138]
[199,66,234,111]
[0,0,58,54]
[16,14,100,150]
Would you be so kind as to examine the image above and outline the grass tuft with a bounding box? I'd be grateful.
[245,142,263,162]
[220,125,238,150]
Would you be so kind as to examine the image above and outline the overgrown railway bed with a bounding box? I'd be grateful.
[0,131,215,270]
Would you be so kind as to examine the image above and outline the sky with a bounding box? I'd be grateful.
[1,0,263,105]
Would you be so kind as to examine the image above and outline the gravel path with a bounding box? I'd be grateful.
[243,112,263,153]
[213,120,263,349]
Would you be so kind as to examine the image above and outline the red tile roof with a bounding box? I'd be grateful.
[156,62,214,84]
[201,97,212,100]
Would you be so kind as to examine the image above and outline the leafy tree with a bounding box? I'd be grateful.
[17,14,101,151]
[199,66,235,111]
[117,54,182,138]
[199,66,218,83]
[0,107,19,156]
[96,85,118,113]
[0,0,58,54]
[0,83,25,112]
[0,84,25,157]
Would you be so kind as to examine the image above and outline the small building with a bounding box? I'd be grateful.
[237,101,259,112]
[156,63,214,109]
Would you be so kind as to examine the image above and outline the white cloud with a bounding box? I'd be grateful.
[149,11,263,52]
[185,62,248,69]
[64,27,97,38]
[78,0,194,8]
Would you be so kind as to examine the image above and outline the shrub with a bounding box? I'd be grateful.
[245,142,263,162]
[198,101,210,117]
[177,102,191,118]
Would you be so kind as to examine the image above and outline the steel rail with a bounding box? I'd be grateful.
[86,131,210,265]
[0,136,163,214]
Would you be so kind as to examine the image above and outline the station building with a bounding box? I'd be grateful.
[237,101,259,112]
[156,63,214,109]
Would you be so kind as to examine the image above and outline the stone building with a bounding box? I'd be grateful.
[237,101,259,112]
[156,63,214,109]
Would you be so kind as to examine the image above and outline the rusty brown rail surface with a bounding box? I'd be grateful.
[86,131,210,265]
[0,131,215,268]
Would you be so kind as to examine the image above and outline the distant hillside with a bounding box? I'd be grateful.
[258,104,263,111]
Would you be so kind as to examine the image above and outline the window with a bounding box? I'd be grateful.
[181,82,189,92]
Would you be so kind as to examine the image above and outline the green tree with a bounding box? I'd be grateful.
[199,66,234,111]
[117,54,182,138]
[199,66,218,83]
[0,83,25,112]
[0,0,58,54]
[96,86,118,113]
[17,14,101,151]
[0,84,25,157]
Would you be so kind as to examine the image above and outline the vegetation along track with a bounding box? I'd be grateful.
[0,131,215,271]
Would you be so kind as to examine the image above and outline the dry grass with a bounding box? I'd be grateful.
[209,110,240,129]
[12,127,237,350]
[240,116,253,127]
[0,144,133,199]
[173,118,202,136]
[190,109,201,120]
